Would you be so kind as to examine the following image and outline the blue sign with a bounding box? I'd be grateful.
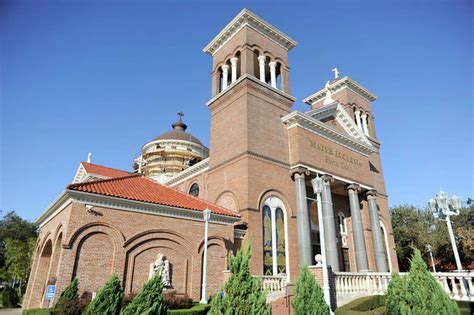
[45,285,56,300]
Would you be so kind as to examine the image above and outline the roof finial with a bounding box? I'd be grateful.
[172,112,187,131]
[332,67,340,79]
[87,152,92,164]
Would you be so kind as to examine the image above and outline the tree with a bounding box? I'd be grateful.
[55,278,79,310]
[209,240,270,315]
[386,249,459,315]
[0,211,38,267]
[2,238,36,297]
[85,274,123,315]
[390,203,473,271]
[120,273,166,315]
[292,265,329,315]
[0,211,38,299]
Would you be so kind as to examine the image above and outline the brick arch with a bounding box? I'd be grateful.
[215,190,240,213]
[197,236,232,256]
[42,232,63,307]
[28,239,53,308]
[198,238,230,300]
[123,230,195,295]
[258,189,294,218]
[72,231,115,293]
[65,222,125,249]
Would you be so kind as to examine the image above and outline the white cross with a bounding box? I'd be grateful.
[87,152,92,163]
[332,68,340,79]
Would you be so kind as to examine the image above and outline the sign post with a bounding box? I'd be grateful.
[45,285,56,308]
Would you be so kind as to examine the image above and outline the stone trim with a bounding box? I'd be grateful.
[36,189,240,228]
[303,76,377,105]
[203,8,297,56]
[165,158,210,187]
[282,111,375,156]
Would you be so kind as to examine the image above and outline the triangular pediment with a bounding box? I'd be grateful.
[306,103,373,147]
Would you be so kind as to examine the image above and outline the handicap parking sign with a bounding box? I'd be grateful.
[45,285,56,300]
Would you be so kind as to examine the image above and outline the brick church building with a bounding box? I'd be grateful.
[24,8,398,309]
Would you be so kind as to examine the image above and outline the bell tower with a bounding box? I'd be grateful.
[203,9,299,275]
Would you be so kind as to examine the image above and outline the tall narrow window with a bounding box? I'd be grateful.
[261,197,288,277]
[338,212,347,235]
[262,205,273,275]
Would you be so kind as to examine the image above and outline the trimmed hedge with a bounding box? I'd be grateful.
[167,303,211,315]
[456,301,473,315]
[335,295,386,315]
[22,309,56,315]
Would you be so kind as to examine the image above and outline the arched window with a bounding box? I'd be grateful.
[379,220,392,272]
[189,183,199,197]
[262,197,289,277]
[338,212,347,235]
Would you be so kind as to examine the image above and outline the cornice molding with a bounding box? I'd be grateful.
[306,103,374,148]
[303,76,377,105]
[281,111,376,157]
[203,8,297,56]
[165,158,210,187]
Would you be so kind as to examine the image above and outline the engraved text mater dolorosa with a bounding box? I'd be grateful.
[309,139,362,172]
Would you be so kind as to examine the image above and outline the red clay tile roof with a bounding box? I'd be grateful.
[81,162,131,178]
[67,174,240,218]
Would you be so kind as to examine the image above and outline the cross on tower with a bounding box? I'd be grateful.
[177,112,184,122]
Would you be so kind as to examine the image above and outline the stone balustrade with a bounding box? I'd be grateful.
[260,275,287,292]
[334,271,474,305]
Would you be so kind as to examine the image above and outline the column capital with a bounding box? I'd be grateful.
[222,64,229,71]
[347,184,361,193]
[366,189,377,199]
[290,167,310,180]
[258,55,266,63]
[321,174,334,184]
[230,57,238,64]
[361,112,368,118]
[269,61,277,68]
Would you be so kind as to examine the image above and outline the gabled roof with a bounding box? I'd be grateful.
[67,175,240,218]
[303,76,377,105]
[203,8,297,56]
[306,103,373,147]
[72,162,131,183]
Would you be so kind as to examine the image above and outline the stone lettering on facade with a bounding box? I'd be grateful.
[310,139,362,172]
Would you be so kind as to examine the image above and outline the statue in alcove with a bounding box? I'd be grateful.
[149,253,172,288]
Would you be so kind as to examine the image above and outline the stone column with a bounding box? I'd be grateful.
[347,184,369,272]
[269,61,277,88]
[321,175,340,271]
[230,57,238,83]
[258,55,266,83]
[354,110,362,131]
[221,65,229,90]
[361,113,369,136]
[293,170,313,266]
[366,190,388,272]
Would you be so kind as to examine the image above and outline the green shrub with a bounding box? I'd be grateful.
[54,278,79,314]
[335,295,386,315]
[85,274,123,315]
[167,303,211,315]
[2,285,19,308]
[163,291,193,310]
[386,249,459,315]
[208,240,270,315]
[292,265,329,315]
[456,301,473,315]
[120,273,166,315]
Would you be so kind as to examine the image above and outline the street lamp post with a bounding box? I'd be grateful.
[426,244,436,273]
[311,176,331,312]
[428,191,463,272]
[200,208,211,304]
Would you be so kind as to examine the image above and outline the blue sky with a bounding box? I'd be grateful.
[1,0,472,221]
